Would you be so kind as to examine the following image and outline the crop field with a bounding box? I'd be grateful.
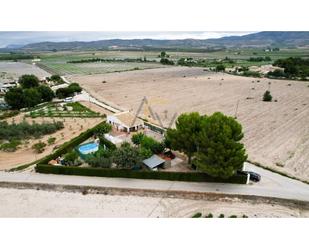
[38,61,166,75]
[0,61,50,81]
[70,67,309,181]
[34,48,309,76]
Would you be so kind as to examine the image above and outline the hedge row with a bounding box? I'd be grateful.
[35,164,247,184]
[38,121,104,164]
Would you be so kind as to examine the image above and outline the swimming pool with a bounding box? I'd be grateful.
[78,142,99,155]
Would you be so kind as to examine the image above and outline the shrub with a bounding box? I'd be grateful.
[112,142,142,169]
[140,136,165,154]
[229,215,237,218]
[0,139,21,152]
[216,64,226,72]
[47,137,56,145]
[50,75,64,84]
[139,147,153,159]
[56,83,82,99]
[93,122,112,135]
[86,156,112,168]
[32,141,46,153]
[243,71,261,78]
[35,164,248,184]
[192,212,202,218]
[263,90,272,102]
[64,150,80,166]
[219,214,225,218]
[0,121,64,141]
[205,213,213,218]
[131,132,145,145]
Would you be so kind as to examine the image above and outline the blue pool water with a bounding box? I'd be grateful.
[78,142,99,154]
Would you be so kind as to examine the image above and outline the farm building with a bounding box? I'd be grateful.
[107,111,144,132]
[0,81,17,94]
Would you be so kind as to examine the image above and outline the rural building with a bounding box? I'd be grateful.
[143,155,166,170]
[107,111,144,132]
[0,81,17,94]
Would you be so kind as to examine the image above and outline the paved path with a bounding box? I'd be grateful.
[0,163,308,202]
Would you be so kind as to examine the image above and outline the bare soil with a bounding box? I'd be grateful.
[0,113,102,170]
[70,67,309,181]
[0,187,307,217]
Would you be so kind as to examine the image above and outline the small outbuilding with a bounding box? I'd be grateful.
[107,111,144,133]
[143,155,166,170]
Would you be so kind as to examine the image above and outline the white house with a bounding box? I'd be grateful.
[107,111,144,133]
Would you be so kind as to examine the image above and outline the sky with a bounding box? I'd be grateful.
[0,31,255,48]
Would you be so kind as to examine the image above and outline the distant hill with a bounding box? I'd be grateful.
[14,32,309,51]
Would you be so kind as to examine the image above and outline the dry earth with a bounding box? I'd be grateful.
[0,187,308,217]
[0,112,103,170]
[70,67,309,181]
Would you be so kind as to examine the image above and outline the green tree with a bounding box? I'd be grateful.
[23,88,42,108]
[165,112,202,163]
[37,85,55,102]
[263,90,272,102]
[131,132,145,145]
[194,112,247,178]
[19,74,40,88]
[94,122,112,135]
[112,142,142,169]
[4,87,25,109]
[50,75,64,84]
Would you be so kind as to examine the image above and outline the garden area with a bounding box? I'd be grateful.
[26,102,102,118]
[35,112,249,184]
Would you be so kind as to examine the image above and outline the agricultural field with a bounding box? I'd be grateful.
[70,67,309,181]
[0,61,50,81]
[0,112,103,171]
[34,48,309,76]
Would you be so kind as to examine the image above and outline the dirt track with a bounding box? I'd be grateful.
[70,67,309,181]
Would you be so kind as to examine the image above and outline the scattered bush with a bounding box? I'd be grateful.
[229,215,238,218]
[219,214,225,218]
[50,75,65,84]
[192,212,202,218]
[32,141,46,153]
[215,64,226,72]
[205,213,213,218]
[263,90,272,102]
[0,121,64,141]
[0,139,21,152]
[47,137,56,145]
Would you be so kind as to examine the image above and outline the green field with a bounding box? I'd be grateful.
[21,48,309,76]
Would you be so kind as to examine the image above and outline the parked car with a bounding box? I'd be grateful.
[237,170,261,182]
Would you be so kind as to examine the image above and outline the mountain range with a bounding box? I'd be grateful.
[6,32,309,51]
